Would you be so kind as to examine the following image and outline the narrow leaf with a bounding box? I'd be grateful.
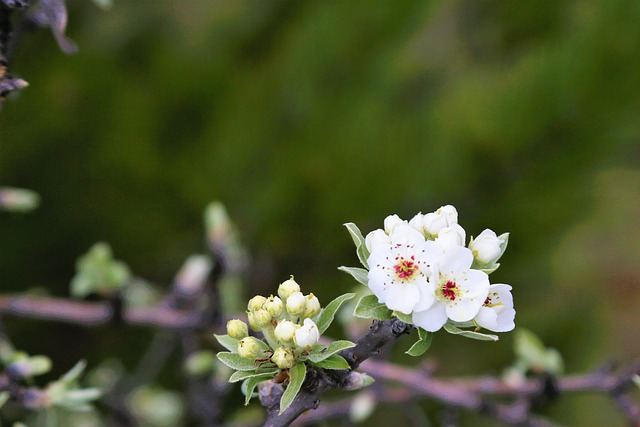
[344,223,370,269]
[307,340,356,363]
[279,362,306,414]
[354,294,393,320]
[312,354,350,370]
[216,352,259,372]
[405,328,433,356]
[60,360,87,385]
[214,334,239,353]
[229,368,278,383]
[316,293,356,334]
[243,373,275,406]
[443,323,498,341]
[338,266,369,287]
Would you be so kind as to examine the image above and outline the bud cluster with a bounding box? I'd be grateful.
[226,276,321,369]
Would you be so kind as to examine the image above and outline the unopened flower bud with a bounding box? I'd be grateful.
[383,214,404,234]
[226,319,248,339]
[469,229,505,264]
[436,224,466,251]
[277,276,300,301]
[422,205,458,237]
[274,320,297,343]
[303,293,321,318]
[264,295,284,318]
[237,337,262,359]
[251,309,272,330]
[271,347,295,369]
[247,295,267,312]
[294,318,320,349]
[285,291,306,316]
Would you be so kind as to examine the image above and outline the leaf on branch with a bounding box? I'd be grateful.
[393,311,413,324]
[242,373,275,406]
[311,354,350,370]
[216,352,262,372]
[443,323,498,341]
[343,223,370,269]
[338,266,369,287]
[315,293,356,334]
[353,294,393,320]
[308,340,356,363]
[214,334,239,353]
[406,327,433,356]
[229,368,277,384]
[279,362,306,414]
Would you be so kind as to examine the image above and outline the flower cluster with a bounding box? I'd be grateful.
[346,205,514,335]
[234,277,323,369]
[215,277,357,412]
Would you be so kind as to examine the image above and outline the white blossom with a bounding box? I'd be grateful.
[412,246,489,332]
[294,318,320,349]
[383,214,405,234]
[367,224,442,315]
[421,205,459,237]
[469,229,505,264]
[274,320,297,343]
[285,291,306,316]
[473,284,515,332]
[435,224,466,251]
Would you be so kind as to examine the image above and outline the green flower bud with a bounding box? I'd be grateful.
[274,320,297,343]
[264,295,284,318]
[277,276,301,301]
[303,293,321,318]
[226,319,248,340]
[251,309,273,330]
[271,347,295,369]
[237,337,262,359]
[247,295,267,312]
[285,291,306,316]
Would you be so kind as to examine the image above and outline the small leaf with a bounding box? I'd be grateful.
[279,362,306,414]
[316,293,356,334]
[405,328,433,356]
[229,369,277,384]
[393,311,413,324]
[242,373,274,406]
[312,354,350,370]
[338,266,369,287]
[60,360,87,385]
[443,323,498,341]
[216,352,260,372]
[0,391,9,409]
[214,334,239,353]
[344,223,370,269]
[353,294,393,320]
[308,340,355,363]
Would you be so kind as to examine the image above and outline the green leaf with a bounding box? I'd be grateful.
[337,266,369,287]
[393,311,413,324]
[308,340,356,363]
[353,294,393,320]
[316,293,356,334]
[279,362,306,414]
[443,323,498,341]
[406,328,433,356]
[216,352,259,372]
[312,354,350,370]
[214,334,239,353]
[229,369,277,383]
[242,373,275,406]
[60,360,87,385]
[344,223,370,269]
[0,391,9,409]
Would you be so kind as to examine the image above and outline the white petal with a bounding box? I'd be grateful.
[384,215,405,234]
[437,246,473,275]
[445,298,483,322]
[365,229,391,253]
[384,283,419,314]
[413,279,436,312]
[458,269,490,298]
[412,303,447,332]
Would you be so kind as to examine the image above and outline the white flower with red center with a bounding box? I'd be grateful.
[412,246,490,332]
[473,284,515,332]
[367,224,442,315]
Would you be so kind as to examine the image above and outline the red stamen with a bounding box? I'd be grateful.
[442,280,457,301]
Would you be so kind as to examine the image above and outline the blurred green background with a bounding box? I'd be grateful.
[1,0,640,425]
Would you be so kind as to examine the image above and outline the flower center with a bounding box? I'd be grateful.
[442,280,459,301]
[393,256,418,281]
[483,292,503,308]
